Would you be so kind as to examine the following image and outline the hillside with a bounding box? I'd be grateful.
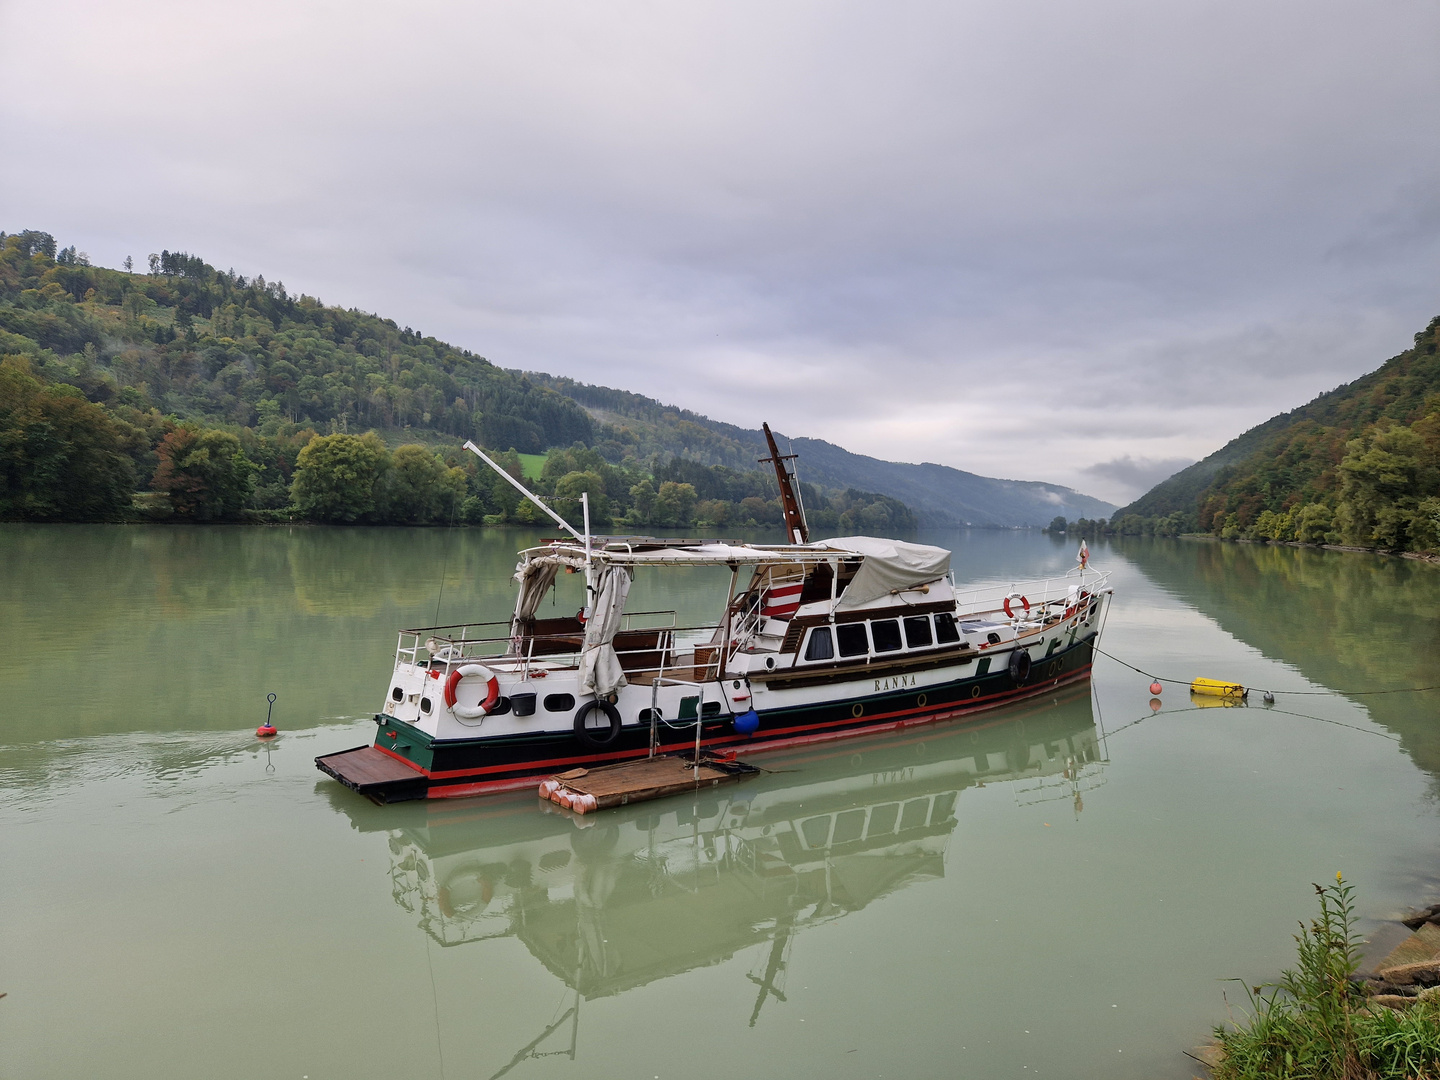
[0,228,1109,529]
[538,377,1116,526]
[1114,313,1440,551]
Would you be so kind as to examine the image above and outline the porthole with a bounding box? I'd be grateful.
[391,686,404,702]
[544,693,576,712]
[852,703,864,717]
[420,697,432,714]
[970,685,981,699]
[916,692,928,708]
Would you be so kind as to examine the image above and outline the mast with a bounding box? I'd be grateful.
[759,422,809,545]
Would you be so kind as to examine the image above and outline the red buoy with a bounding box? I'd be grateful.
[1149,698,1163,713]
[1149,681,1163,696]
[257,692,279,737]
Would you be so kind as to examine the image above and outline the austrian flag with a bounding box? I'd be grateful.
[760,582,804,619]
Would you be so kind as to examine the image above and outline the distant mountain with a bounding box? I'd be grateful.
[1114,313,1440,553]
[536,376,1116,527]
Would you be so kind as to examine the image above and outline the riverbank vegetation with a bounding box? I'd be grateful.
[1211,876,1440,1080]
[1108,315,1440,555]
[0,230,913,532]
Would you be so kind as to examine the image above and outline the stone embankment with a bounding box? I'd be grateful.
[1356,902,1440,1011]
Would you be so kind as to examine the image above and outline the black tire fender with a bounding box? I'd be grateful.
[574,699,622,750]
[1008,648,1032,686]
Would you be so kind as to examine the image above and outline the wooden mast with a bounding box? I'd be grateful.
[760,422,809,545]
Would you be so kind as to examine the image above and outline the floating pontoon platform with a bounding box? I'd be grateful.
[316,745,428,804]
[540,753,760,813]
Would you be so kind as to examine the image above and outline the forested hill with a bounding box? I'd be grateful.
[0,230,911,532]
[1,228,1114,529]
[1112,313,1440,552]
[540,377,1116,526]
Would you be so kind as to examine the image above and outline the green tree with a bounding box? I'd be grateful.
[377,444,460,524]
[151,426,257,520]
[554,469,609,525]
[627,478,657,525]
[653,480,697,526]
[1047,515,1067,533]
[1294,503,1334,544]
[291,432,390,523]
[1335,425,1429,547]
[0,359,135,521]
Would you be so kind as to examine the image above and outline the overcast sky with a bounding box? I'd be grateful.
[4,0,1439,504]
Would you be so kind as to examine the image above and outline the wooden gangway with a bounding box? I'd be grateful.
[316,745,428,804]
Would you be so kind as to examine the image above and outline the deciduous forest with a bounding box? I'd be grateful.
[0,230,913,534]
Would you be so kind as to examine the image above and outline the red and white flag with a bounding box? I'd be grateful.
[761,582,804,619]
[1077,540,1089,568]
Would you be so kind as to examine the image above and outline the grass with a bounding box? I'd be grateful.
[1212,875,1440,1079]
[517,452,547,481]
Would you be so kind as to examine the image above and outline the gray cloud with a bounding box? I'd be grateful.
[1081,457,1198,506]
[3,0,1439,500]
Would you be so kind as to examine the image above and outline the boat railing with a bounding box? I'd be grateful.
[393,618,723,684]
[952,568,1111,624]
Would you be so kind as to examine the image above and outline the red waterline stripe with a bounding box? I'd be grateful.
[416,666,1091,796]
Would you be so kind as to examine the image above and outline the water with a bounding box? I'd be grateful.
[3,525,1439,1079]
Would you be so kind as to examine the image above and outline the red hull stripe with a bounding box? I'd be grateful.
[407,663,1092,795]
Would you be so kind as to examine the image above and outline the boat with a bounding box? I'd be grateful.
[316,424,1113,803]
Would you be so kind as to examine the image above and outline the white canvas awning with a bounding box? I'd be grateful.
[810,536,951,609]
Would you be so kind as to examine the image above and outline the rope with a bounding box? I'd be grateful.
[1103,703,1400,743]
[1093,646,1440,699]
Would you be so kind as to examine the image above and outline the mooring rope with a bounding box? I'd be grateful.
[1093,646,1440,699]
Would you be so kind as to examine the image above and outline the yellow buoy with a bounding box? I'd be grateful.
[1190,677,1247,699]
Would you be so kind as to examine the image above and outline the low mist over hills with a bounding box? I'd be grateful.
[537,379,1116,526]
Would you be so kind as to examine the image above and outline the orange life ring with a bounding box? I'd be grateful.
[444,664,500,719]
[1003,593,1030,620]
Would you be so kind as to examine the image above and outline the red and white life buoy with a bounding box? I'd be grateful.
[444,664,500,719]
[1003,593,1030,620]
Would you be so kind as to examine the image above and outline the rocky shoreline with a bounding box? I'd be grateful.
[1355,902,1440,1011]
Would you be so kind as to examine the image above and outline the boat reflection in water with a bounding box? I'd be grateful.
[343,687,1104,1073]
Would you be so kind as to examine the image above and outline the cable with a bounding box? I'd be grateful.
[1093,646,1440,699]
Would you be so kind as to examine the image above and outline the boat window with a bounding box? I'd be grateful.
[833,808,865,845]
[871,619,902,652]
[543,693,576,712]
[800,816,831,848]
[934,612,960,644]
[900,798,929,830]
[804,627,835,661]
[868,802,899,835]
[836,623,869,657]
[904,616,933,648]
[702,701,722,717]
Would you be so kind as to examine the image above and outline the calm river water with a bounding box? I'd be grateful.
[3,525,1439,1079]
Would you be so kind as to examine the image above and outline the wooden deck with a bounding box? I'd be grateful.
[541,753,757,812]
[316,745,428,803]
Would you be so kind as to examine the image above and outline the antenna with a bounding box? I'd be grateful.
[759,422,809,545]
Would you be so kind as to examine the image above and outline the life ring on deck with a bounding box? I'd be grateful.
[1008,649,1032,686]
[576,608,587,625]
[444,664,500,719]
[573,699,622,750]
[1003,593,1030,620]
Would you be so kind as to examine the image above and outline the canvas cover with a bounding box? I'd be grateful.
[579,564,634,698]
[815,536,952,609]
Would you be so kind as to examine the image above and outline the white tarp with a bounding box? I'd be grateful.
[814,536,952,609]
[579,564,634,698]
